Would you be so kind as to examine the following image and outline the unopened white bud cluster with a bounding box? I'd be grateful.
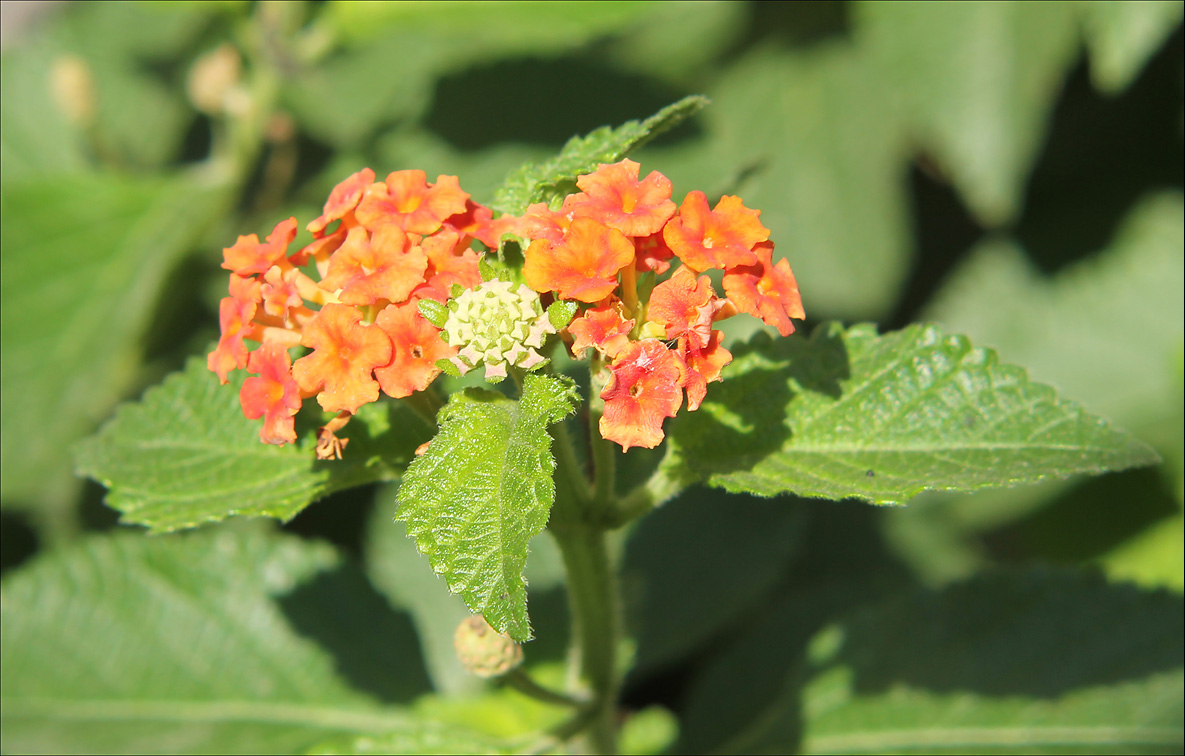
[444,280,554,381]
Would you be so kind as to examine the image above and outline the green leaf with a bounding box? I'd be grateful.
[1098,511,1185,593]
[622,489,804,677]
[491,95,708,216]
[796,570,1184,754]
[1,170,231,509]
[0,47,89,179]
[663,322,1160,505]
[365,485,479,697]
[0,527,433,754]
[1079,0,1185,94]
[306,722,509,755]
[396,373,579,642]
[694,43,911,319]
[855,1,1080,226]
[75,356,430,533]
[925,193,1184,496]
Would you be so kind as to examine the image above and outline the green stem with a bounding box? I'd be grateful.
[502,668,585,708]
[550,523,620,754]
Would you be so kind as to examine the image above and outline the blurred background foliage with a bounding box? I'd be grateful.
[1,2,1182,753]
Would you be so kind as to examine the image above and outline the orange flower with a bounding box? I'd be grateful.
[413,229,482,303]
[318,224,428,306]
[523,217,634,303]
[355,170,469,235]
[599,339,687,450]
[722,242,804,336]
[663,191,768,272]
[222,217,298,277]
[569,304,634,360]
[679,330,731,412]
[517,202,572,244]
[646,266,723,349]
[292,304,392,414]
[633,230,676,274]
[208,295,258,384]
[565,159,676,237]
[307,168,375,235]
[374,299,455,398]
[240,342,302,445]
[260,266,305,319]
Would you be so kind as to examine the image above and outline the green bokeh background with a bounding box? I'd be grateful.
[1,2,1182,753]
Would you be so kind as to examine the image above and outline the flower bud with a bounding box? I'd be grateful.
[453,615,523,678]
[444,280,554,382]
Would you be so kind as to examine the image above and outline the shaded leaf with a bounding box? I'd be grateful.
[622,489,804,677]
[492,95,708,216]
[925,193,1184,493]
[0,527,432,754]
[702,44,911,319]
[2,170,231,509]
[75,356,430,532]
[1079,0,1185,94]
[663,322,1160,505]
[396,373,579,641]
[797,570,1184,754]
[855,1,1080,226]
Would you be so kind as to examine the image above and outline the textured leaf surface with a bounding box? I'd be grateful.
[856,1,1079,226]
[663,322,1159,504]
[2,171,230,508]
[396,373,579,641]
[1079,0,1184,93]
[797,571,1184,754]
[307,723,508,755]
[0,527,432,754]
[75,357,430,533]
[492,95,708,216]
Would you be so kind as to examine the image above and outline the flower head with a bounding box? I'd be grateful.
[292,304,393,414]
[599,339,687,450]
[564,159,676,237]
[375,299,456,398]
[356,170,469,235]
[444,280,554,381]
[663,191,768,272]
[523,217,635,303]
[722,242,804,336]
[240,343,302,445]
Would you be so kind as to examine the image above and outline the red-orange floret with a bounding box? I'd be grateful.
[307,168,376,235]
[523,217,634,303]
[633,230,676,274]
[240,342,302,445]
[565,159,676,237]
[261,266,305,319]
[722,242,804,336]
[355,171,469,235]
[679,330,732,412]
[291,304,392,414]
[373,300,456,398]
[318,224,428,306]
[663,192,768,272]
[517,202,571,244]
[599,339,687,450]
[568,304,635,360]
[646,266,722,348]
[413,229,482,303]
[222,217,298,277]
[208,295,258,384]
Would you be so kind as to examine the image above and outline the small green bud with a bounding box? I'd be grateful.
[444,280,555,381]
[454,615,523,678]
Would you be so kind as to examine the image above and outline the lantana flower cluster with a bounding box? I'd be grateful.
[209,159,803,455]
[516,159,803,450]
[208,168,494,457]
